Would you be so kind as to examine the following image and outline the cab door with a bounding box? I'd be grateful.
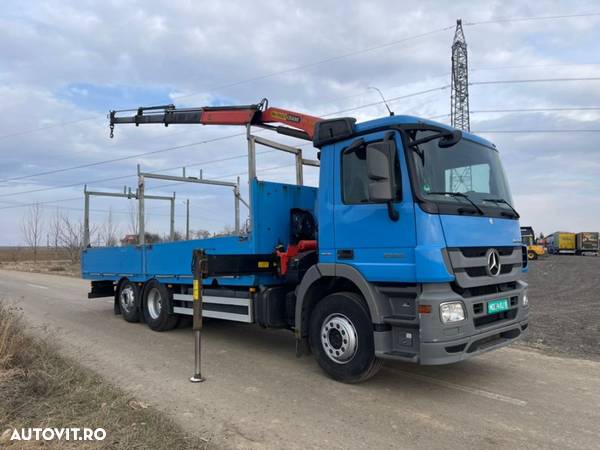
[333,130,416,282]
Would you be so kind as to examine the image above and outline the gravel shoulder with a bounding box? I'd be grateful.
[517,255,600,361]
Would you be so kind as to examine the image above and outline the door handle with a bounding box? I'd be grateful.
[337,249,354,260]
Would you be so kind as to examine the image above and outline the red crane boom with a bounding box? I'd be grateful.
[109,98,322,141]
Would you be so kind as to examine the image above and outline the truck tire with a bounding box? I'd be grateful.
[142,280,179,332]
[118,280,141,323]
[309,292,382,383]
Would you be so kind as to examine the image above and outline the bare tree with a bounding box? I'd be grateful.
[212,225,235,237]
[56,214,90,263]
[167,230,184,242]
[192,229,211,239]
[21,203,44,264]
[49,208,62,249]
[101,207,119,247]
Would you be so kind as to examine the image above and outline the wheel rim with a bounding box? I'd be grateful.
[321,313,358,364]
[120,285,135,313]
[147,287,162,320]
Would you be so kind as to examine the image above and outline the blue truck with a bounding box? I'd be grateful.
[83,100,529,382]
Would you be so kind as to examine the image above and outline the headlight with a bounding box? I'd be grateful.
[440,302,466,323]
[523,294,529,307]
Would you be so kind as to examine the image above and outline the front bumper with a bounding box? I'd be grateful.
[419,319,528,365]
[374,280,529,364]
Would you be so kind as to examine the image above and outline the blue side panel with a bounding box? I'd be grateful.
[145,235,252,275]
[81,179,318,287]
[414,207,454,283]
[82,246,143,278]
[252,180,317,252]
[317,143,335,264]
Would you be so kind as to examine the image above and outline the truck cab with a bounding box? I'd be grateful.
[294,116,528,378]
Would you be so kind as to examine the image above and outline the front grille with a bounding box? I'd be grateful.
[459,246,515,258]
[451,281,518,298]
[464,264,514,278]
[447,246,523,288]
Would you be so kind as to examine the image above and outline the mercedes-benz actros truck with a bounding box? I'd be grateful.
[82,100,529,382]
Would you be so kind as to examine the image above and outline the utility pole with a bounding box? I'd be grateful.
[186,199,190,240]
[170,192,176,241]
[451,19,470,131]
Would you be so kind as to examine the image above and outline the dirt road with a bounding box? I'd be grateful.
[1,269,599,449]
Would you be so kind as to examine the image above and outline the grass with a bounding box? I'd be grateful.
[0,300,208,449]
[0,247,67,263]
[0,248,79,278]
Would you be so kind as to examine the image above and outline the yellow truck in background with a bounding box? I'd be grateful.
[520,226,546,260]
[547,231,576,255]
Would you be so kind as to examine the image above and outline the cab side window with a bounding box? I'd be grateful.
[341,141,402,204]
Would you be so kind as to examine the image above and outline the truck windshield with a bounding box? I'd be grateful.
[408,130,515,215]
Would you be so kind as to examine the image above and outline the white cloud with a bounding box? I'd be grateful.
[1,0,600,243]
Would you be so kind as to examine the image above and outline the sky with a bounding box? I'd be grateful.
[1,0,599,245]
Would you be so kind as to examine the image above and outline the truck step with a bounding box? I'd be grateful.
[172,293,253,323]
[380,351,419,363]
[382,315,419,327]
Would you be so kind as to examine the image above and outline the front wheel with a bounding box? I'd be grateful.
[528,251,537,260]
[309,292,382,383]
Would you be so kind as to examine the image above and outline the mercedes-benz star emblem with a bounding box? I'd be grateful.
[486,248,501,277]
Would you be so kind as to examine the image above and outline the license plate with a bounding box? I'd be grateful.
[487,298,509,314]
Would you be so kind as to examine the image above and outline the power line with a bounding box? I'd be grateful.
[3,11,599,141]
[0,132,245,184]
[6,75,598,186]
[0,85,443,189]
[4,75,600,196]
[471,77,600,86]
[0,196,81,209]
[429,106,600,119]
[464,12,600,26]
[0,26,456,141]
[170,27,455,102]
[0,201,214,224]
[473,106,600,113]
[474,129,600,134]
[471,62,600,72]
[324,85,450,116]
[0,163,296,212]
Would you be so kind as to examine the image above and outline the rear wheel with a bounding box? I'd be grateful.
[118,281,140,323]
[142,280,179,331]
[309,292,382,383]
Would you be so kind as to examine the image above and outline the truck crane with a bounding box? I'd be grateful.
[82,98,529,383]
[109,98,321,140]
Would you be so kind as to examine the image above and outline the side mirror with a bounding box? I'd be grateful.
[438,130,462,148]
[366,141,394,202]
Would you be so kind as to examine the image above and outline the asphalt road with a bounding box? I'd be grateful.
[1,269,599,450]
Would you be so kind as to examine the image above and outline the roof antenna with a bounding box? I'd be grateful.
[368,86,394,116]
